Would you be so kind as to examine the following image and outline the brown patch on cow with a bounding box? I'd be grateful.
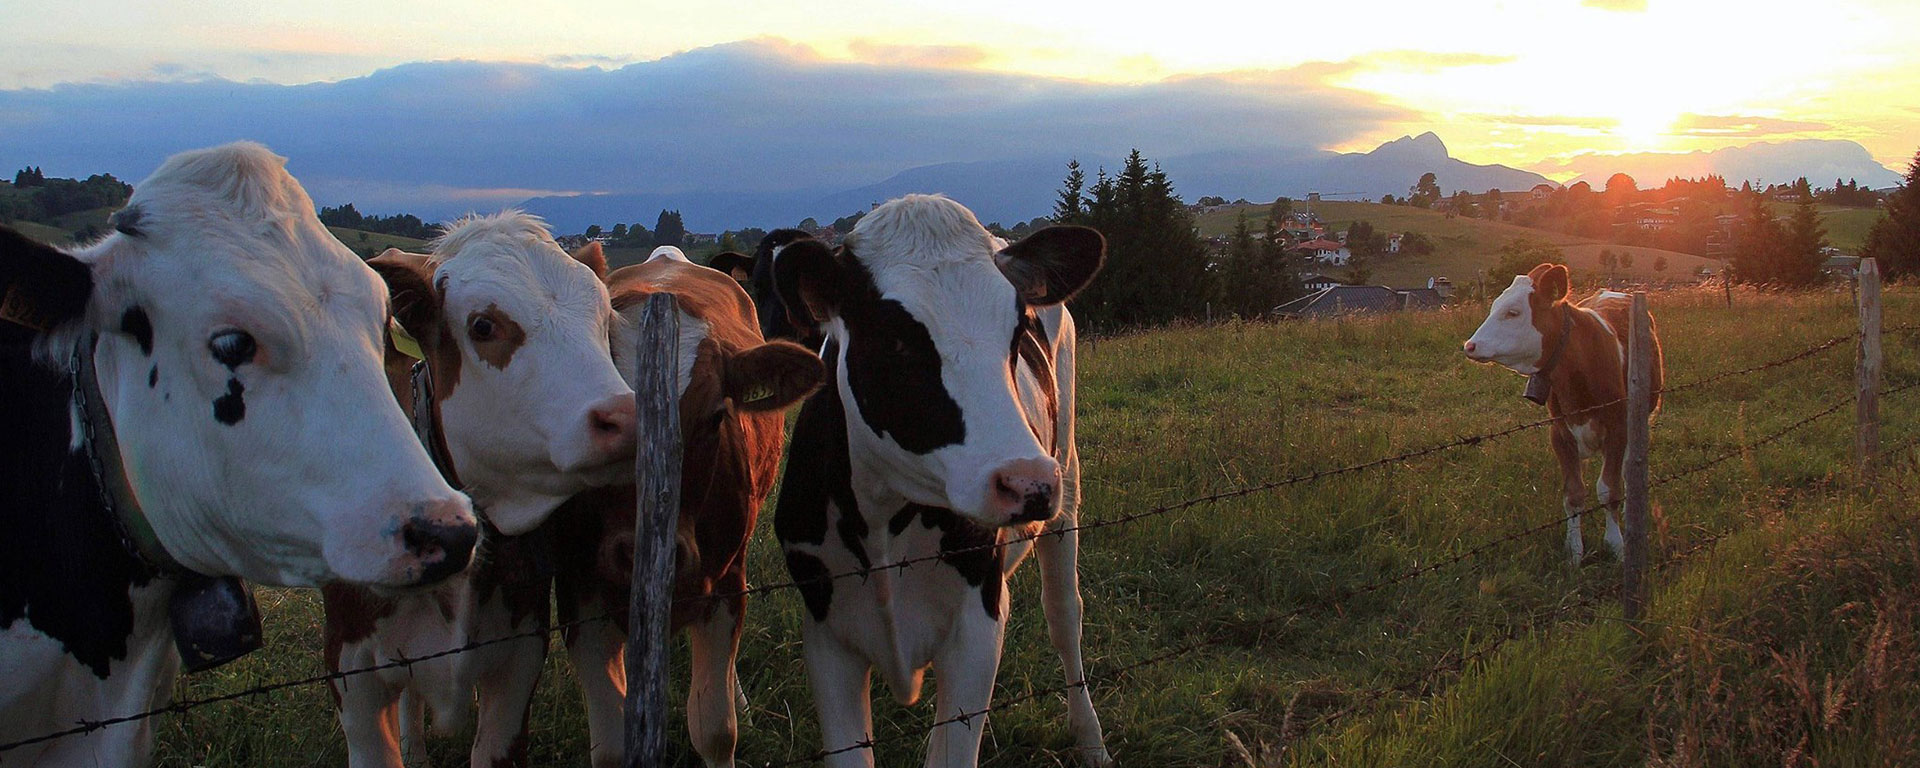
[370,249,461,400]
[571,241,607,279]
[467,304,526,370]
[467,526,554,632]
[321,582,399,673]
[723,340,822,413]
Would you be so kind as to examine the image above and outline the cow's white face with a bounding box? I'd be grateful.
[9,143,476,589]
[375,213,635,535]
[1464,275,1546,373]
[1465,263,1572,374]
[777,195,1103,527]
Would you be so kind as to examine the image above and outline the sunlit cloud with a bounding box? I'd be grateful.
[1582,0,1648,11]
[846,40,990,69]
[1672,113,1834,138]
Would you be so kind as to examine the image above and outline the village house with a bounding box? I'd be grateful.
[1292,238,1350,265]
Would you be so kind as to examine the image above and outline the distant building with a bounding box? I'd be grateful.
[1299,272,1342,292]
[1427,276,1453,299]
[1530,183,1557,200]
[1292,238,1350,265]
[1271,285,1445,318]
[1387,233,1404,254]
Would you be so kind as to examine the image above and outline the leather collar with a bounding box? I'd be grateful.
[71,337,262,672]
[1523,304,1575,406]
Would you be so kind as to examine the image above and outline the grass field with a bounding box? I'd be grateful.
[1801,204,1886,253]
[147,284,1920,767]
[326,227,431,259]
[1193,201,1719,290]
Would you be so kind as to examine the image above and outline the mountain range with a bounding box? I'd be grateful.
[519,132,1557,232]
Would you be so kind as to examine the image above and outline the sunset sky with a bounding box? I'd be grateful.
[5,0,1916,184]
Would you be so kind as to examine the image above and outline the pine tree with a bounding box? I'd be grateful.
[653,209,686,247]
[1863,148,1920,279]
[1065,150,1214,328]
[1053,160,1085,222]
[1729,192,1783,284]
[1779,198,1826,286]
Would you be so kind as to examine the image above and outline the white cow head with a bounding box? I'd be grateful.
[1464,262,1571,373]
[0,143,474,589]
[367,213,635,535]
[776,194,1103,527]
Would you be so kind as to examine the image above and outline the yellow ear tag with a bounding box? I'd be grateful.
[388,318,425,360]
[742,384,773,404]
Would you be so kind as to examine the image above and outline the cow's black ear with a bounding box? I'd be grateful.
[773,239,843,331]
[994,225,1105,305]
[367,248,443,347]
[0,224,93,331]
[707,251,754,283]
[725,340,824,412]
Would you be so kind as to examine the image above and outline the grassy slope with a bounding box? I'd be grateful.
[1805,204,1885,253]
[153,287,1920,767]
[325,227,430,259]
[1195,201,1719,289]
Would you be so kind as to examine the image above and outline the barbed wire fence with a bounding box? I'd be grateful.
[1,266,1913,765]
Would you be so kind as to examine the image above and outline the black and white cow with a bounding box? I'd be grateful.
[0,143,476,766]
[772,195,1111,767]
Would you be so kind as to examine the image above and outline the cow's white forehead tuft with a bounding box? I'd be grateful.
[431,210,558,262]
[845,194,998,270]
[647,246,690,263]
[128,142,314,229]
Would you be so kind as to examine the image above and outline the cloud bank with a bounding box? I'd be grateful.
[0,40,1406,222]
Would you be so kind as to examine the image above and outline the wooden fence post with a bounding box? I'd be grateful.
[1857,258,1882,489]
[1622,292,1654,621]
[625,293,682,768]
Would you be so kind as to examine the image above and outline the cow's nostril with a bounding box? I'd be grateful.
[402,517,478,585]
[1464,340,1477,353]
[994,475,1023,505]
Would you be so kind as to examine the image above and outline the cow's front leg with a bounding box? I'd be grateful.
[561,585,630,768]
[398,689,429,767]
[685,587,746,767]
[925,582,1009,768]
[802,622,876,768]
[333,673,406,768]
[468,633,547,768]
[1599,448,1627,557]
[1550,426,1587,564]
[1034,524,1112,767]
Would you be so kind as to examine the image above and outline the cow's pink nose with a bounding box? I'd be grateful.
[1463,340,1478,354]
[988,458,1061,525]
[587,396,637,456]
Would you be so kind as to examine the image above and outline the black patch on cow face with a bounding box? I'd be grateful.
[213,378,245,425]
[1,326,154,679]
[751,229,814,342]
[119,307,153,356]
[901,504,1004,620]
[774,339,858,548]
[147,365,157,388]
[838,259,964,454]
[784,551,834,622]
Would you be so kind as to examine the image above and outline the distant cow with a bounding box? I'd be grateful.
[0,143,475,766]
[1464,263,1665,562]
[773,195,1111,767]
[324,212,638,768]
[552,247,820,768]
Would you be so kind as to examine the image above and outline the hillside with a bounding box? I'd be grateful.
[1196,201,1719,289]
[325,226,430,259]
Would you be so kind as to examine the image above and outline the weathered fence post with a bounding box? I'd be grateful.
[625,293,682,768]
[1857,258,1882,489]
[1622,292,1654,621]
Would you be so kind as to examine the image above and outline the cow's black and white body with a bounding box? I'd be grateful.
[0,143,476,766]
[772,195,1110,768]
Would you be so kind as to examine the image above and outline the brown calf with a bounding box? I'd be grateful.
[1465,263,1664,562]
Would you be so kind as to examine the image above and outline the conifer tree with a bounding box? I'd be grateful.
[1863,148,1920,278]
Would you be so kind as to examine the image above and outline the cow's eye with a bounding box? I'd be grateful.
[1505,309,1521,318]
[208,330,257,368]
[469,316,496,341]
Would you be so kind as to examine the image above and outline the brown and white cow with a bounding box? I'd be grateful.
[772,195,1111,767]
[552,246,821,768]
[0,143,475,767]
[323,213,637,768]
[1464,263,1665,563]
